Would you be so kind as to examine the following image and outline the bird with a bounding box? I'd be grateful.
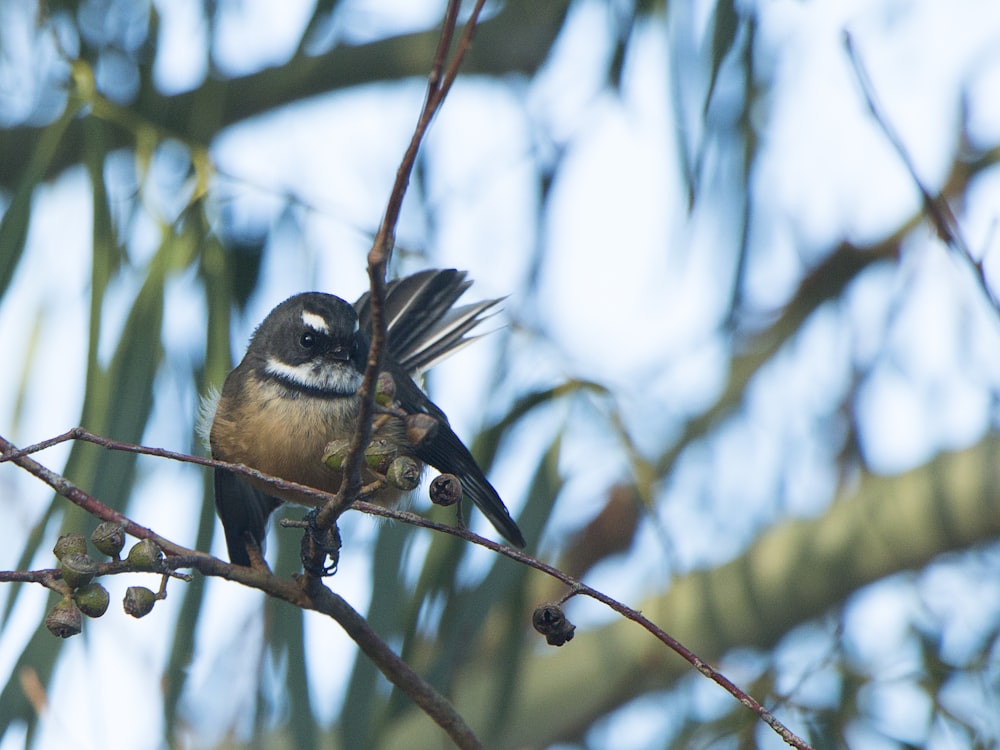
[205,268,525,566]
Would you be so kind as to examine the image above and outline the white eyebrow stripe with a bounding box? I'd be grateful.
[301,311,330,334]
[264,357,361,395]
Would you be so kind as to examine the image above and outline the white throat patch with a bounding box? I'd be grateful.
[264,356,362,395]
[301,311,330,334]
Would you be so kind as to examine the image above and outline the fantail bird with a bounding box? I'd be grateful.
[205,268,525,566]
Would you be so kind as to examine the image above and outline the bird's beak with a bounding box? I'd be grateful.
[328,345,352,361]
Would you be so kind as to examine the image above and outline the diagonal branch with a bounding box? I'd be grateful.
[0,431,482,749]
[310,0,490,561]
[1,426,813,750]
[843,31,1000,317]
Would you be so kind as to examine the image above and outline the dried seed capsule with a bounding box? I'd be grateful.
[532,603,576,647]
[323,439,351,471]
[73,582,110,618]
[91,521,126,559]
[126,539,163,571]
[53,533,88,561]
[386,456,421,491]
[59,552,97,589]
[123,586,157,618]
[45,597,83,638]
[364,439,398,474]
[430,474,462,507]
[375,372,397,406]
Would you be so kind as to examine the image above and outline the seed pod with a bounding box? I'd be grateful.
[60,552,97,589]
[53,533,88,561]
[532,603,576,647]
[430,474,462,507]
[386,456,421,491]
[45,597,83,638]
[323,439,351,471]
[375,372,397,406]
[91,521,126,559]
[123,586,157,618]
[74,582,110,618]
[126,539,163,571]
[364,439,398,474]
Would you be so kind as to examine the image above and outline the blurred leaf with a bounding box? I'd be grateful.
[163,509,207,739]
[297,0,342,56]
[270,602,317,749]
[340,521,409,748]
[69,238,166,512]
[706,0,739,113]
[653,241,900,480]
[165,221,231,740]
[0,612,62,742]
[475,380,610,470]
[1,206,175,739]
[8,310,44,434]
[226,231,268,312]
[0,102,82,299]
[479,436,563,743]
[385,436,564,740]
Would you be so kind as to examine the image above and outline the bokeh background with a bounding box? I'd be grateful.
[2,0,1000,748]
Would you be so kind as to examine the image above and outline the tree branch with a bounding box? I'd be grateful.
[1,426,813,750]
[308,0,490,571]
[843,31,1000,316]
[0,432,481,749]
[1,0,571,191]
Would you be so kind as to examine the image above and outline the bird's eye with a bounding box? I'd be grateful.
[300,332,316,348]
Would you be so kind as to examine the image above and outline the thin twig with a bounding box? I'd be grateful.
[2,426,809,748]
[311,0,490,553]
[843,31,1000,316]
[0,561,192,586]
[350,502,814,750]
[0,432,481,749]
[0,426,361,508]
[10,426,812,748]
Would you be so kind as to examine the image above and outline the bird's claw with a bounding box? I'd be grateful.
[300,509,341,577]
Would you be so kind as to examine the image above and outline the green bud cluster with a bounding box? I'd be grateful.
[44,524,165,636]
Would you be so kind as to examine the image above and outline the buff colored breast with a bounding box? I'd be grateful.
[211,372,412,507]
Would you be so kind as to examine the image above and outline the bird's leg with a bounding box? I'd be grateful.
[300,508,342,576]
